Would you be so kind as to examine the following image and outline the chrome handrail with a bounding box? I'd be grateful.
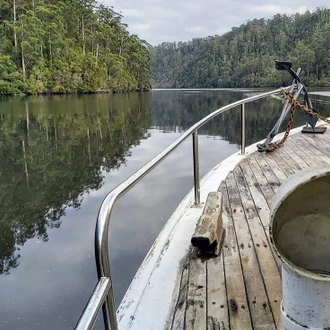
[75,88,282,330]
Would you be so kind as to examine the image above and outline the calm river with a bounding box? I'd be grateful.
[0,89,330,329]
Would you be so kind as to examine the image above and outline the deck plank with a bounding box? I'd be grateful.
[219,182,253,330]
[246,156,275,203]
[238,159,270,227]
[259,153,288,184]
[286,139,325,166]
[206,254,229,330]
[298,133,330,162]
[234,167,282,327]
[171,127,330,330]
[278,142,311,169]
[225,171,276,330]
[268,149,295,178]
[252,154,281,192]
[293,137,329,165]
[273,146,304,172]
[171,263,190,329]
[185,256,207,330]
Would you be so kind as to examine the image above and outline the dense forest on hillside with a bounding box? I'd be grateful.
[0,0,151,95]
[151,8,330,88]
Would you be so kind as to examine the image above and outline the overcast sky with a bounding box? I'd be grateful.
[102,0,329,45]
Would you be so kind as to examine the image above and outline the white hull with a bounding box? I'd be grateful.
[117,124,308,329]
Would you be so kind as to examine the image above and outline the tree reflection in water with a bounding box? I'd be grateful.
[1,89,330,329]
[0,92,152,275]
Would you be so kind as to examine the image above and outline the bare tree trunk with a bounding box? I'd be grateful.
[82,14,86,55]
[25,102,30,141]
[21,46,26,76]
[87,129,91,165]
[97,116,103,140]
[55,126,58,151]
[22,140,30,190]
[49,37,52,65]
[21,21,26,75]
[13,0,17,48]
[96,43,99,60]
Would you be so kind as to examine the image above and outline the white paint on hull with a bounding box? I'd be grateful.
[117,124,324,330]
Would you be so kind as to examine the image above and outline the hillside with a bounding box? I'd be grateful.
[151,8,330,88]
[0,0,151,95]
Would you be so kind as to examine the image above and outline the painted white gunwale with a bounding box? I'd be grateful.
[116,123,324,330]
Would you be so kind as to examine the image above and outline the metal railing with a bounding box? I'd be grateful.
[75,88,282,330]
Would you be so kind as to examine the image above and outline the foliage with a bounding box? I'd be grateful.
[151,8,330,88]
[0,0,151,94]
[0,92,152,274]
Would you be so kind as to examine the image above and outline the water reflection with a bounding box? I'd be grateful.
[151,89,330,146]
[1,89,330,329]
[0,93,152,275]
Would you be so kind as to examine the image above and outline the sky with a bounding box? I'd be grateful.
[103,0,329,45]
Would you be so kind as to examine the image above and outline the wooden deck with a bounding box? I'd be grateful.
[169,127,330,330]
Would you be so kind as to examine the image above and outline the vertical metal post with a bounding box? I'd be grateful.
[192,130,200,205]
[102,287,117,330]
[241,103,246,155]
[96,222,118,330]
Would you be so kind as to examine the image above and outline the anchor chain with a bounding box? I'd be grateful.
[282,88,330,124]
[266,88,328,152]
[266,91,296,152]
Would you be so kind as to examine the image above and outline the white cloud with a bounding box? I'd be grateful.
[248,4,311,15]
[129,22,151,33]
[102,0,330,45]
[121,8,141,18]
[186,26,205,33]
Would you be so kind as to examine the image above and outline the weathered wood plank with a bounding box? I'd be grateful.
[279,142,312,169]
[176,129,330,330]
[253,154,281,193]
[219,181,253,330]
[238,161,282,272]
[239,159,270,227]
[268,149,295,177]
[298,133,330,161]
[246,156,275,205]
[171,262,190,330]
[273,146,304,172]
[207,254,229,330]
[225,172,276,330]
[285,139,323,166]
[185,256,207,330]
[316,130,330,147]
[234,167,282,327]
[290,136,329,165]
[260,153,288,184]
[191,192,224,256]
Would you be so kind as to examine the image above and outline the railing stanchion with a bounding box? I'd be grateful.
[95,216,118,330]
[103,287,117,330]
[192,130,200,205]
[241,103,246,155]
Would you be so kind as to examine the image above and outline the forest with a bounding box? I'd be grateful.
[151,8,330,88]
[3,5,330,94]
[0,0,151,95]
